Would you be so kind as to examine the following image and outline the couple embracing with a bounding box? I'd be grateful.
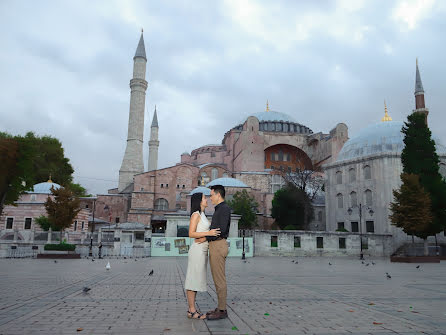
[184,184,230,320]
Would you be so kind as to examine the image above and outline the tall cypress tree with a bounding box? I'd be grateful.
[400,112,446,237]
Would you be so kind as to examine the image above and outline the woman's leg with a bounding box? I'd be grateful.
[186,289,197,312]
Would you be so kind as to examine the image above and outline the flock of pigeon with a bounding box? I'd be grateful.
[78,258,155,294]
[288,258,423,280]
[53,257,424,295]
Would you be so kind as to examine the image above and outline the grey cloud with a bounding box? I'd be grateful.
[1,0,445,195]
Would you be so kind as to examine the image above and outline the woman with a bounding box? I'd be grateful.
[184,192,220,319]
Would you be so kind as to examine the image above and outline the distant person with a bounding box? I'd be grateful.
[98,242,103,259]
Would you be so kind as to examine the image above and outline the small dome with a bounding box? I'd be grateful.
[206,177,248,188]
[181,152,190,155]
[337,121,446,162]
[28,181,62,194]
[189,186,211,196]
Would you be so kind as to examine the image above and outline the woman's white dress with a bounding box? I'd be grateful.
[184,211,210,292]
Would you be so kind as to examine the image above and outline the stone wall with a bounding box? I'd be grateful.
[164,213,240,238]
[254,230,393,257]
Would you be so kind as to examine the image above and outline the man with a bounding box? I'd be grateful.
[98,242,103,259]
[195,184,230,320]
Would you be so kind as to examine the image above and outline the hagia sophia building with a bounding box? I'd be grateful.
[2,32,446,251]
[109,32,348,233]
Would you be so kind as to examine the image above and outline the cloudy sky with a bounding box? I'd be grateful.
[1,0,445,195]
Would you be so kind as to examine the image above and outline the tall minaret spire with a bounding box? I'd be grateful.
[119,31,148,191]
[148,106,159,171]
[413,58,429,125]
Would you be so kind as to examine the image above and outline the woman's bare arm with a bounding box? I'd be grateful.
[189,213,220,238]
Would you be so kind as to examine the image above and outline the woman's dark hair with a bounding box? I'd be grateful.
[190,192,203,216]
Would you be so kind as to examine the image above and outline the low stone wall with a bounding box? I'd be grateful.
[254,230,393,257]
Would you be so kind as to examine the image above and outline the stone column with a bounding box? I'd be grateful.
[13,227,18,243]
[114,229,122,257]
[30,227,35,243]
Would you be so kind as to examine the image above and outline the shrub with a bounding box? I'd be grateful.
[44,243,76,251]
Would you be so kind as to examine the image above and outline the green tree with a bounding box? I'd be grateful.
[389,173,433,255]
[26,132,74,186]
[44,186,81,241]
[227,189,258,229]
[271,184,313,230]
[35,215,59,231]
[69,182,91,197]
[0,131,89,216]
[400,112,446,238]
[0,133,35,216]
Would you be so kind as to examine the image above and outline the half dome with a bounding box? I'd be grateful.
[206,177,248,188]
[189,186,211,196]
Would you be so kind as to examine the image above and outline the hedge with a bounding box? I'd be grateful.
[44,243,76,251]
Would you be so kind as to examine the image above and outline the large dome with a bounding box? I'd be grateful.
[337,121,446,162]
[233,110,312,134]
[250,111,296,123]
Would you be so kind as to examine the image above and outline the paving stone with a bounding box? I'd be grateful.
[0,257,445,334]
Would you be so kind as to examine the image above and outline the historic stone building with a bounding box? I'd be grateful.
[0,179,90,234]
[2,33,445,257]
[323,61,446,251]
[102,33,345,233]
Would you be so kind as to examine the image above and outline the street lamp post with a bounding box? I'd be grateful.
[242,228,246,260]
[359,203,363,260]
[89,198,96,257]
[348,203,374,260]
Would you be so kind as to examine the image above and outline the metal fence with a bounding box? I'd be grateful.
[238,229,255,237]
[76,246,151,258]
[6,246,37,258]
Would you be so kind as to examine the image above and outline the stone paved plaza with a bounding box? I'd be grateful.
[0,256,445,335]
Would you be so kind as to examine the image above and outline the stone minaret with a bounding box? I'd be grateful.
[413,58,429,125]
[118,32,148,191]
[148,106,159,171]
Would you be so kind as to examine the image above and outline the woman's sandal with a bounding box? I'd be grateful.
[187,309,206,320]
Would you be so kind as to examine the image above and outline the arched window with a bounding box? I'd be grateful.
[211,168,218,180]
[155,198,169,211]
[317,211,322,221]
[222,172,229,178]
[268,122,274,131]
[336,171,342,184]
[278,150,284,161]
[337,193,343,209]
[349,168,356,182]
[271,174,285,193]
[365,189,372,206]
[350,191,357,207]
[364,165,371,179]
[283,123,289,132]
[275,122,282,131]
